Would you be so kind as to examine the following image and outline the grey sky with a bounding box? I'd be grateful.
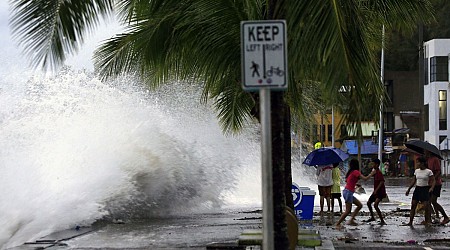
[0,2,121,72]
[0,1,25,70]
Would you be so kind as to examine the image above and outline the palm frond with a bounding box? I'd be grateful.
[10,0,114,71]
[213,80,255,133]
[95,0,259,133]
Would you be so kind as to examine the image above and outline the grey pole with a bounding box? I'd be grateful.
[332,106,335,147]
[260,88,274,250]
[378,25,385,161]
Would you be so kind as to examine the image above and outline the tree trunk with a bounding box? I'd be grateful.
[271,91,289,249]
[267,0,290,248]
[284,104,294,210]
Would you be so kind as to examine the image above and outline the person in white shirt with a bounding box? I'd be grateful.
[402,156,435,226]
[316,164,333,215]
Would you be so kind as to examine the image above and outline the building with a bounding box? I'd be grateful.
[301,39,450,175]
[423,39,450,175]
[423,39,450,148]
[384,70,421,140]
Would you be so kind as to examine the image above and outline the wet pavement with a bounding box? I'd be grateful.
[10,177,450,249]
[309,177,450,249]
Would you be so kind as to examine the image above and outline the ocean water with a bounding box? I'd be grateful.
[0,67,315,248]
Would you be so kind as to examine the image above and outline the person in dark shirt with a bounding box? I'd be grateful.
[425,150,450,225]
[364,158,387,225]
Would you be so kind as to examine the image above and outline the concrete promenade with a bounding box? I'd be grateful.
[307,176,450,249]
[9,177,450,249]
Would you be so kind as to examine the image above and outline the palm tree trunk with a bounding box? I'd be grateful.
[284,105,294,210]
[271,91,289,250]
[266,0,290,248]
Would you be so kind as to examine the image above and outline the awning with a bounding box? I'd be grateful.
[340,139,379,155]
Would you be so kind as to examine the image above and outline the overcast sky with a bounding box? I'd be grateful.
[0,2,121,72]
[0,1,24,70]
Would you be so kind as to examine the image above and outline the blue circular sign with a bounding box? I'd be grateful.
[291,183,302,208]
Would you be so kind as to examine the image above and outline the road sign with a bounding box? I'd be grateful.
[241,20,288,91]
[291,183,302,207]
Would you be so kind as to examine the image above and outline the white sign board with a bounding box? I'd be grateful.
[241,20,288,91]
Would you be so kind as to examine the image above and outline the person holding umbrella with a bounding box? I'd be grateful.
[405,140,449,225]
[425,150,450,225]
[316,164,333,215]
[303,147,349,216]
[335,159,374,229]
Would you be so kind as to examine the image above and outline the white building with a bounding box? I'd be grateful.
[424,39,450,146]
[424,39,450,175]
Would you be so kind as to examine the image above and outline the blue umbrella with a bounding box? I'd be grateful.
[303,147,349,166]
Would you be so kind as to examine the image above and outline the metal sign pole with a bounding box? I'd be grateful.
[240,20,286,249]
[260,87,274,250]
[378,25,385,161]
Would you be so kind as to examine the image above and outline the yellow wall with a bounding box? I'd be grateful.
[301,112,377,148]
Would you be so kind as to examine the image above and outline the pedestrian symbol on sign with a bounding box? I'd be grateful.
[251,61,260,77]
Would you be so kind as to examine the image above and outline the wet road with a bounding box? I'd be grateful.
[314,177,450,249]
[12,177,450,249]
[63,211,262,249]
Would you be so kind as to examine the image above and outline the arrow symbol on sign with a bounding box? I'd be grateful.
[262,45,266,79]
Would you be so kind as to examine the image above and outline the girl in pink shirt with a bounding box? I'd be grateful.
[335,159,373,229]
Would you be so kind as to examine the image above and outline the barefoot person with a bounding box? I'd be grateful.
[335,159,373,229]
[425,150,450,225]
[364,158,387,225]
[316,164,333,215]
[402,156,435,226]
[331,163,343,214]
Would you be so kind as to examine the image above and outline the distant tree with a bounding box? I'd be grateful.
[385,0,450,71]
[425,0,450,39]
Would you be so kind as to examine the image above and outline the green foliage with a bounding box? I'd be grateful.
[10,0,114,70]
[9,0,435,135]
[384,0,450,71]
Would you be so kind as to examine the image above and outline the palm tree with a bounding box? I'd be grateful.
[10,0,434,248]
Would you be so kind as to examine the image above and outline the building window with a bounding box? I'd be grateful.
[384,80,394,104]
[440,135,447,145]
[424,58,429,85]
[340,125,348,138]
[320,124,325,142]
[327,124,332,142]
[430,56,448,82]
[439,90,447,130]
[312,125,318,142]
[424,104,429,131]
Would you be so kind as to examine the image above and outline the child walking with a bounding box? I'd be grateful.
[364,158,387,225]
[331,162,343,214]
[335,159,374,229]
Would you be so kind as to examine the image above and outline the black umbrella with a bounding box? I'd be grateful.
[404,140,443,160]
